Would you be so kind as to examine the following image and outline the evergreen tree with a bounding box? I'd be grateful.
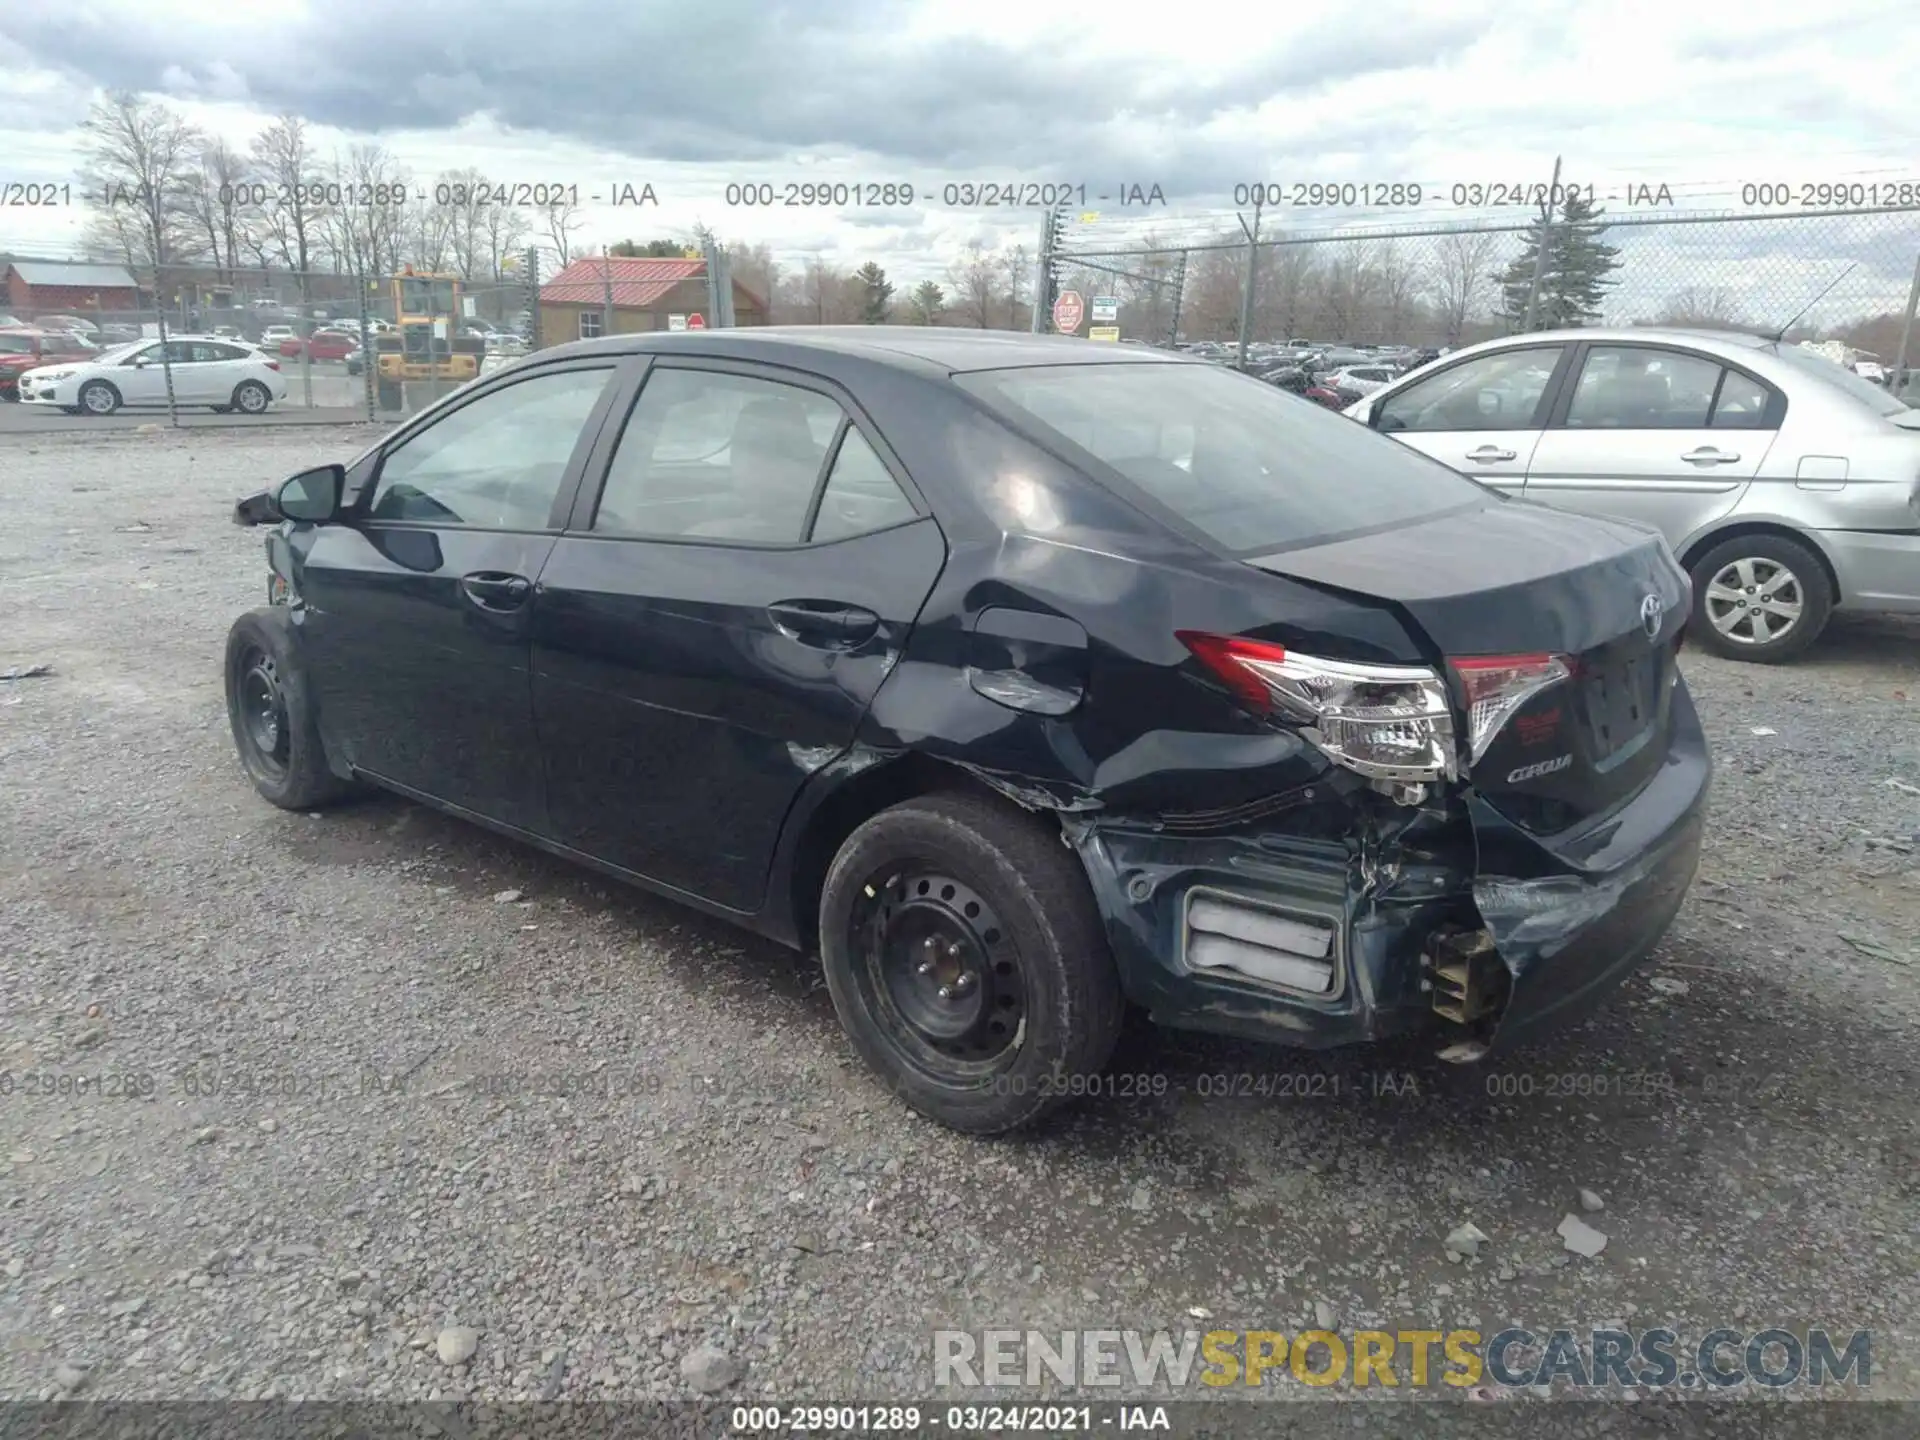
[909,279,945,325]
[855,262,894,324]
[1497,192,1622,330]
[610,239,692,258]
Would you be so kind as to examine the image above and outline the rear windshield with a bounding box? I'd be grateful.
[1765,343,1908,415]
[955,361,1489,552]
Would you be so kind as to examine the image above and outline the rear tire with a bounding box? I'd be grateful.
[1688,533,1832,663]
[224,608,355,810]
[78,380,120,416]
[818,792,1125,1134]
[232,380,271,415]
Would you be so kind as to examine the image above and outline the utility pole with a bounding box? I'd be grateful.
[1031,210,1055,332]
[1520,155,1564,333]
[1167,250,1189,348]
[1235,197,1262,370]
[601,247,615,337]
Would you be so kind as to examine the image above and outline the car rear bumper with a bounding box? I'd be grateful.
[1820,528,1920,612]
[1068,681,1710,1055]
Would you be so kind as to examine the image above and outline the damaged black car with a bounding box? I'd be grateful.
[226,328,1709,1134]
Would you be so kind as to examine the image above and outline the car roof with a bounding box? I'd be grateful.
[1465,324,1774,353]
[536,325,1199,376]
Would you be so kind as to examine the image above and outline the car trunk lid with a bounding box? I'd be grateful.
[1241,501,1690,841]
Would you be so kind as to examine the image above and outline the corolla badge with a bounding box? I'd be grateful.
[1507,754,1572,784]
[1640,592,1664,639]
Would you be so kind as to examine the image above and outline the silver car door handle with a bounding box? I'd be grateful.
[1681,447,1740,464]
[1465,446,1516,462]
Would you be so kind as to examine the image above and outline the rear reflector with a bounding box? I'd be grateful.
[1184,893,1337,996]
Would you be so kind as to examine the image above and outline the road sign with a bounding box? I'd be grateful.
[1089,326,1120,342]
[1052,290,1084,334]
[668,314,688,331]
[1090,296,1118,324]
[686,313,706,329]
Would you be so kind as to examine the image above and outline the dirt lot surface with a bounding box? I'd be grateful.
[3,430,1917,1423]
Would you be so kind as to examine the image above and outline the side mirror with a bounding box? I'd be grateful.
[231,464,343,528]
[278,464,344,522]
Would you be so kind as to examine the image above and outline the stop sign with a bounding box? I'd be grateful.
[686,313,706,329]
[1051,290,1084,334]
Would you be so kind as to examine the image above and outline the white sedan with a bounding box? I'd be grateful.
[17,336,289,416]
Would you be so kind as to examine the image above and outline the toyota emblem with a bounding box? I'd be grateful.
[1640,593,1664,639]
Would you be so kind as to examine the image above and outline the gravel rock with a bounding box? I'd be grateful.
[1578,1188,1605,1213]
[435,1327,480,1366]
[680,1343,739,1393]
[1556,1214,1608,1258]
[1444,1221,1489,1258]
[53,1363,89,1393]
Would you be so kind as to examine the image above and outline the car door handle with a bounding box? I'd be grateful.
[1681,447,1740,465]
[766,599,880,648]
[460,572,532,610]
[1465,445,1517,463]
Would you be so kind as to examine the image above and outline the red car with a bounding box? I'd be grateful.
[278,330,361,362]
[0,327,96,399]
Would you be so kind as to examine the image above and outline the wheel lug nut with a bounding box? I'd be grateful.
[937,984,954,1000]
[917,959,937,975]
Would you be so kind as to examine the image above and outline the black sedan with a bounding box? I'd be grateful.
[226,328,1709,1133]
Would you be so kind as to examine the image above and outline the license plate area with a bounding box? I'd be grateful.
[1575,649,1659,763]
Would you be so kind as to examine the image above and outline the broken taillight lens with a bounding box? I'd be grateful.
[1178,632,1456,782]
[1450,654,1572,765]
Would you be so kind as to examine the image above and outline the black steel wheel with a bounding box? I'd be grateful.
[234,646,290,782]
[223,607,357,810]
[819,792,1125,1134]
[850,865,1028,1082]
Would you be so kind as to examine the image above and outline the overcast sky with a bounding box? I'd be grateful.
[2,0,1916,303]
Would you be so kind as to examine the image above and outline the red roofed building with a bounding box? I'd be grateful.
[538,256,767,342]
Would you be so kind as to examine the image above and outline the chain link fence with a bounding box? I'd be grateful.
[1055,206,1920,395]
[8,207,1918,424]
[2,267,535,424]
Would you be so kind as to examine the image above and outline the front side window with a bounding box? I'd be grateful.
[368,367,612,529]
[958,360,1492,553]
[592,368,843,543]
[1374,347,1565,433]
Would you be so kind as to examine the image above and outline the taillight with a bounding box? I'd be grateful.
[1449,654,1571,764]
[1178,632,1457,784]
[265,359,280,371]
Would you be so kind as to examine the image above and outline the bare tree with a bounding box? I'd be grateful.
[252,114,327,305]
[724,241,779,316]
[542,198,585,269]
[1430,229,1501,345]
[1373,241,1423,343]
[1000,244,1028,329]
[325,144,410,284]
[1655,285,1748,330]
[181,136,254,282]
[949,241,998,328]
[800,255,847,324]
[78,92,202,280]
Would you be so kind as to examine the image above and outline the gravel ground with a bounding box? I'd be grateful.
[3,429,1917,1415]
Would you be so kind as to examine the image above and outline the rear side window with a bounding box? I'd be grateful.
[956,361,1490,554]
[0,337,33,354]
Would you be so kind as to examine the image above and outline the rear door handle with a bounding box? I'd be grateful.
[460,572,532,611]
[1466,445,1517,463]
[767,599,880,649]
[1681,447,1740,465]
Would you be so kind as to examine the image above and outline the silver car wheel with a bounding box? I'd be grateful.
[1704,557,1804,646]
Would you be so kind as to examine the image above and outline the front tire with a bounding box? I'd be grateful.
[1688,533,1832,663]
[224,608,355,810]
[232,380,271,414]
[78,380,120,416]
[819,793,1125,1134]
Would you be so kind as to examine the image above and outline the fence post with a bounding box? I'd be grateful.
[1167,251,1188,348]
[358,272,376,422]
[1520,155,1564,333]
[1892,249,1920,397]
[1236,199,1262,370]
[153,272,179,429]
